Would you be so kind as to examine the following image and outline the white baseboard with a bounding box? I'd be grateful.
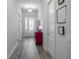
[7,43,18,59]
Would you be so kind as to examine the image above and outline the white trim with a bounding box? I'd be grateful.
[7,43,18,59]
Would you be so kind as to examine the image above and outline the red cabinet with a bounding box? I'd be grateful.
[34,31,43,45]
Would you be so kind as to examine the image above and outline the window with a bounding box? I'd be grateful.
[25,17,35,31]
[25,17,27,29]
[28,17,34,31]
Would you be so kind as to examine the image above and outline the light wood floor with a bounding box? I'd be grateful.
[10,38,52,59]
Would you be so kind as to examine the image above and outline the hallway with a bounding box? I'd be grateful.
[10,38,52,59]
[7,0,71,59]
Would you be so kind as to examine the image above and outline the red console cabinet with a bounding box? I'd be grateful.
[34,31,43,45]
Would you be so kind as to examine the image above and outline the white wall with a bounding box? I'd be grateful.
[7,0,17,58]
[55,0,71,59]
[41,0,47,51]
[17,7,23,40]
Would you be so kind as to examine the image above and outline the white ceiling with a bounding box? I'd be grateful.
[17,0,43,3]
[17,0,43,5]
[17,0,43,10]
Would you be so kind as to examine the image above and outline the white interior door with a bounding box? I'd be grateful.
[47,1,55,58]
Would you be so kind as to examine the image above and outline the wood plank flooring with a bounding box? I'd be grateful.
[10,38,52,59]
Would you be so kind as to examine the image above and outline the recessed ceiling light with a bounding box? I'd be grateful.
[27,9,32,12]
